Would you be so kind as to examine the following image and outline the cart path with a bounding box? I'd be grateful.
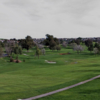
[22,75,100,100]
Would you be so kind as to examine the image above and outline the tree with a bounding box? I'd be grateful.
[94,43,100,48]
[70,43,77,49]
[35,47,41,58]
[5,41,15,56]
[85,39,93,47]
[44,34,60,51]
[10,56,14,62]
[5,46,12,56]
[49,39,57,51]
[73,45,84,54]
[94,43,100,54]
[41,48,45,55]
[59,39,63,44]
[38,44,44,49]
[77,37,82,42]
[62,41,67,48]
[0,41,4,47]
[0,45,3,57]
[18,39,26,49]
[88,44,93,53]
[2,40,22,59]
[13,45,22,60]
[54,37,59,45]
[19,36,34,52]
[19,46,22,55]
[44,34,53,46]
[75,39,80,45]
[93,48,99,55]
[25,36,34,52]
[56,45,61,51]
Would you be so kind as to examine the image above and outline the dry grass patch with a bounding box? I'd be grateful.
[59,53,71,55]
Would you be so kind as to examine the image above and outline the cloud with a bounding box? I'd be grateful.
[0,0,100,39]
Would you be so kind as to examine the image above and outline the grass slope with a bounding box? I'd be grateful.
[37,78,100,100]
[0,47,100,100]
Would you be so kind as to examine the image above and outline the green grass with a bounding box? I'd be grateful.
[0,47,100,100]
[37,78,100,100]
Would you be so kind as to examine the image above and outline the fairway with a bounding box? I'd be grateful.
[0,48,100,100]
[37,77,100,100]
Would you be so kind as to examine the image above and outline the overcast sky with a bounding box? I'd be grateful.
[0,0,100,39]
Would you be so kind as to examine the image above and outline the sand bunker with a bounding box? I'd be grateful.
[45,60,56,64]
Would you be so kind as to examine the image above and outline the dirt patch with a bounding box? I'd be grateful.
[60,53,71,55]
[13,60,22,63]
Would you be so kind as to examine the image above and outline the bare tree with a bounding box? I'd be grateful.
[62,41,67,48]
[5,41,15,56]
[38,44,44,49]
[41,48,45,55]
[5,46,11,56]
[93,47,99,55]
[34,41,44,49]
[73,45,84,54]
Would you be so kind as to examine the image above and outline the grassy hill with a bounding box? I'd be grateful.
[0,47,100,100]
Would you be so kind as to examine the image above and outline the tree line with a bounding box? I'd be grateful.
[0,35,100,62]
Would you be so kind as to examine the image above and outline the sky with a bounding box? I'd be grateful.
[0,0,100,39]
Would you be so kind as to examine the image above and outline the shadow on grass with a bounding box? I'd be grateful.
[79,89,100,94]
[67,70,100,73]
[81,53,95,56]
[81,64,100,67]
[36,74,98,95]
